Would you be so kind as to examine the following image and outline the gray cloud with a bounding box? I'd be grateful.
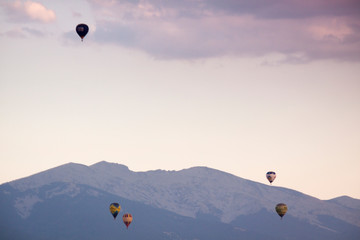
[90,0,360,61]
[22,27,45,37]
[73,12,83,18]
[204,0,360,19]
[0,27,46,39]
[90,0,360,19]
[0,29,27,39]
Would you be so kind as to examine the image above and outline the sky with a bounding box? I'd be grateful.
[1,0,360,200]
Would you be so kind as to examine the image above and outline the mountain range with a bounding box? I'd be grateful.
[1,161,359,240]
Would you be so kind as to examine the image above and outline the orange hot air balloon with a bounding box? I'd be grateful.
[123,213,133,229]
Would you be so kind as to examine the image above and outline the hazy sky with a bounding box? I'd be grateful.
[1,0,360,200]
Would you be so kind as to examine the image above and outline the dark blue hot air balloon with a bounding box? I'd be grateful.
[76,23,89,41]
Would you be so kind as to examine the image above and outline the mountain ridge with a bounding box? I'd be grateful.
[6,161,360,228]
[1,161,360,240]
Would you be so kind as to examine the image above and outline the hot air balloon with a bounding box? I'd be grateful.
[266,171,276,184]
[275,203,287,219]
[123,213,133,229]
[109,203,121,219]
[76,23,89,41]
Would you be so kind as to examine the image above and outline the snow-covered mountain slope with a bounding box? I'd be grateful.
[6,182,352,240]
[327,196,360,210]
[7,161,360,229]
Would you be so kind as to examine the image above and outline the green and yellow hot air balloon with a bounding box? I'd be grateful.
[275,203,288,219]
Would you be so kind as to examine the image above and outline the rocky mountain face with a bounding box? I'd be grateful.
[1,161,359,240]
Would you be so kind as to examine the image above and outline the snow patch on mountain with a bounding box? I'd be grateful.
[15,195,42,218]
[45,183,81,199]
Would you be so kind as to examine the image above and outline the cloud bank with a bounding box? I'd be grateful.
[3,0,56,23]
[89,0,360,61]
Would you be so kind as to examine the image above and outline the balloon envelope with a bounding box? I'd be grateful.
[109,203,121,219]
[266,171,276,184]
[76,23,89,41]
[123,213,133,228]
[275,203,288,219]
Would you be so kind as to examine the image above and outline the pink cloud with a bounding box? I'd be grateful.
[307,18,353,42]
[3,0,56,23]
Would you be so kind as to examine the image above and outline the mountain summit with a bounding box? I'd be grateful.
[1,161,359,240]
